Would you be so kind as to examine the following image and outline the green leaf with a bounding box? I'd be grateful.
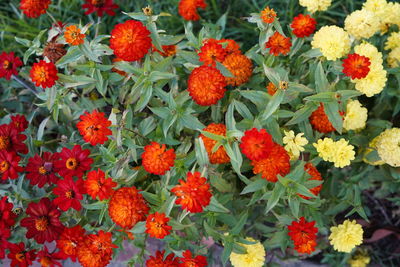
[315,62,329,92]
[294,183,316,199]
[234,100,254,120]
[324,101,343,134]
[181,114,205,130]
[123,12,147,21]
[204,221,221,239]
[138,117,156,136]
[149,71,176,82]
[131,221,146,234]
[263,64,280,86]
[288,197,300,218]
[135,82,153,112]
[206,197,230,213]
[231,211,248,235]
[222,240,233,265]
[56,46,82,67]
[216,62,234,78]
[225,102,236,130]
[37,117,50,141]
[259,89,285,121]
[286,102,318,126]
[336,90,362,102]
[265,183,285,214]
[304,92,335,103]
[195,138,209,167]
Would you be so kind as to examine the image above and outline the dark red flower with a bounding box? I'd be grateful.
[146,250,179,267]
[0,196,17,228]
[178,250,207,267]
[20,198,64,244]
[20,0,51,18]
[0,227,11,259]
[0,151,23,180]
[53,176,84,211]
[37,246,67,267]
[26,152,59,188]
[56,225,85,262]
[0,52,23,80]
[10,115,28,132]
[0,123,28,154]
[54,145,93,179]
[7,242,36,267]
[82,0,119,17]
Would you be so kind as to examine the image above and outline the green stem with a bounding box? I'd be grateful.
[95,16,101,38]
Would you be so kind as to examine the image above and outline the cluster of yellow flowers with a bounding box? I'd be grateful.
[313,138,355,168]
[230,238,266,267]
[363,0,400,32]
[375,128,400,167]
[282,130,308,160]
[344,9,380,39]
[311,26,351,61]
[299,0,332,13]
[329,220,364,253]
[343,100,368,131]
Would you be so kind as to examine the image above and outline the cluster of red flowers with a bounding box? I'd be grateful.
[146,249,207,267]
[288,217,318,254]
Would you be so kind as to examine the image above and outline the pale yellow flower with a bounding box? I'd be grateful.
[282,130,308,160]
[343,100,368,131]
[375,128,400,167]
[311,26,351,61]
[329,220,363,253]
[230,238,266,267]
[384,32,400,50]
[313,138,355,168]
[344,9,380,39]
[299,0,332,13]
[388,47,400,68]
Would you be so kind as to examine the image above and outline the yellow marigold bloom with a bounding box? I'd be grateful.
[299,0,332,13]
[344,9,380,39]
[363,0,400,32]
[311,26,350,61]
[375,128,400,167]
[363,0,387,18]
[329,220,363,253]
[384,32,400,50]
[314,138,355,168]
[229,238,265,267]
[387,3,400,27]
[388,47,400,68]
[343,100,368,131]
[282,130,308,160]
[313,138,335,162]
[348,251,371,267]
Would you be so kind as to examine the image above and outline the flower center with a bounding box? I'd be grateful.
[0,136,10,150]
[35,216,49,231]
[0,160,9,173]
[91,0,105,7]
[65,190,74,199]
[15,252,26,262]
[38,166,47,175]
[3,60,11,70]
[40,256,52,267]
[66,157,78,170]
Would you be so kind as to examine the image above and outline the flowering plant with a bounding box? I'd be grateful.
[1,0,400,266]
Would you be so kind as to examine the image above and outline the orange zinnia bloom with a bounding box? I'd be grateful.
[84,169,117,201]
[267,81,277,95]
[64,25,85,46]
[288,217,318,254]
[198,39,227,66]
[199,123,230,164]
[56,225,85,262]
[145,212,172,239]
[30,60,58,88]
[152,44,177,57]
[309,103,336,133]
[217,39,241,55]
[222,53,253,86]
[342,53,371,79]
[291,14,317,38]
[146,250,179,267]
[76,110,112,145]
[298,163,323,200]
[178,0,207,21]
[261,6,277,24]
[265,32,292,56]
[77,231,117,267]
[20,0,51,18]
[141,142,176,175]
[240,128,274,161]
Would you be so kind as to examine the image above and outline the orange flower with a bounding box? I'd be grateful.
[188,65,227,106]
[342,53,371,79]
[152,44,177,57]
[30,60,58,88]
[288,217,318,254]
[56,225,85,261]
[110,20,152,62]
[20,0,51,18]
[146,250,179,267]
[198,39,227,66]
[267,82,277,95]
[309,103,336,133]
[199,123,230,164]
[265,32,292,56]
[298,163,323,200]
[64,25,85,46]
[108,187,149,229]
[217,39,241,55]
[145,212,172,239]
[222,53,253,86]
[240,128,274,161]
[178,0,207,21]
[291,14,317,38]
[141,142,176,175]
[84,169,117,201]
[171,172,212,213]
[251,143,290,182]
[76,110,112,145]
[77,231,117,267]
[261,6,277,24]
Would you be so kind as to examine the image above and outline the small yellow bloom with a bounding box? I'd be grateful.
[282,130,308,160]
[388,47,400,68]
[344,9,380,39]
[329,220,363,253]
[299,0,332,13]
[348,250,371,267]
[314,138,355,168]
[230,238,266,267]
[384,32,400,50]
[311,26,350,61]
[375,128,400,167]
[343,100,368,131]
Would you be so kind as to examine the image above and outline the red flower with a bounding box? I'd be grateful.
[171,172,212,213]
[82,0,119,17]
[76,110,112,145]
[178,250,207,267]
[0,196,17,228]
[56,225,85,262]
[7,242,36,267]
[142,142,176,175]
[291,14,317,38]
[0,227,11,259]
[0,123,28,154]
[30,60,59,88]
[342,53,371,79]
[20,0,51,18]
[288,217,318,254]
[84,169,117,200]
[54,145,93,179]
[152,44,177,57]
[178,0,207,21]
[37,246,66,267]
[0,151,23,180]
[265,32,292,56]
[298,163,323,200]
[53,176,84,211]
[10,115,28,132]
[146,250,179,267]
[26,152,59,188]
[261,6,277,24]
[240,128,274,161]
[0,52,23,80]
[309,103,336,133]
[20,198,64,244]
[198,39,227,66]
[217,39,241,55]
[145,212,172,239]
[110,20,152,62]
[199,123,230,164]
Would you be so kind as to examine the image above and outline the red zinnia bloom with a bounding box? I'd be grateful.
[84,169,117,200]
[0,52,23,80]
[146,250,179,267]
[7,242,36,267]
[291,14,317,38]
[145,212,172,239]
[0,196,17,228]
[56,225,85,262]
[110,20,152,62]
[342,53,371,79]
[298,163,323,200]
[240,128,274,161]
[54,144,93,179]
[178,250,207,267]
[217,39,241,55]
[0,151,23,180]
[53,176,84,211]
[152,44,177,57]
[0,227,11,259]
[288,217,318,254]
[261,6,277,24]
[309,103,336,133]
[198,39,227,66]
[171,172,212,213]
[265,32,292,56]
[10,114,28,132]
[76,110,112,145]
[142,142,176,175]
[0,123,28,154]
[26,152,59,188]
[199,123,230,164]
[82,0,119,17]
[178,0,207,21]
[37,246,66,267]
[20,0,51,18]
[30,60,59,88]
[20,198,64,244]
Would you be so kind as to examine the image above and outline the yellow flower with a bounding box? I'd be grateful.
[384,32,400,50]
[299,0,332,13]
[311,26,351,61]
[388,47,400,68]
[313,138,335,162]
[348,251,371,267]
[282,130,308,160]
[363,0,400,32]
[313,138,355,168]
[344,9,380,39]
[343,100,368,131]
[230,238,265,267]
[363,0,388,17]
[375,128,400,167]
[329,220,363,253]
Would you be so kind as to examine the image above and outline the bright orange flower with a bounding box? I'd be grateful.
[251,142,290,182]
[309,103,336,133]
[288,217,318,254]
[84,169,117,201]
[76,110,112,145]
[298,163,323,200]
[171,172,212,213]
[30,60,58,88]
[77,231,117,267]
[265,32,292,56]
[110,20,152,62]
[178,0,207,21]
[56,225,85,262]
[240,128,274,161]
[342,53,371,79]
[267,82,277,95]
[108,187,149,229]
[261,6,277,24]
[141,142,176,175]
[20,0,51,18]
[178,250,208,267]
[145,212,172,239]
[188,65,227,106]
[199,123,230,164]
[64,25,85,46]
[222,53,253,86]
[217,39,241,55]
[291,14,317,38]
[198,39,227,66]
